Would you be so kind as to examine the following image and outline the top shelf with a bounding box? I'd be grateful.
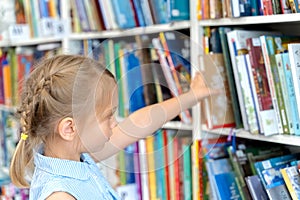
[69,21,191,40]
[198,13,300,26]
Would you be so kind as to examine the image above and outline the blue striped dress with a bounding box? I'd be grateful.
[29,146,120,200]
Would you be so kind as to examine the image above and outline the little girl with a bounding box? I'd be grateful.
[9,55,218,199]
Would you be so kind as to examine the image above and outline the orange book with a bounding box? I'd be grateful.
[48,0,57,17]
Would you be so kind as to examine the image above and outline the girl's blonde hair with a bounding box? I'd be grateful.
[9,55,116,188]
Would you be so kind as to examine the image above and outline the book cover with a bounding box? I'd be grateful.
[167,0,190,21]
[288,43,300,132]
[140,0,154,26]
[219,27,243,129]
[214,172,242,200]
[281,52,300,135]
[245,175,268,200]
[240,54,260,134]
[131,0,146,27]
[111,0,136,29]
[149,0,169,24]
[281,165,300,200]
[275,53,294,134]
[202,53,236,129]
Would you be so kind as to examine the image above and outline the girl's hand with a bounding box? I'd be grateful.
[189,72,222,101]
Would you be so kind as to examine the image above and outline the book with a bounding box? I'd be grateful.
[111,0,136,29]
[202,53,236,129]
[219,27,243,129]
[275,53,294,134]
[280,165,300,200]
[288,43,300,131]
[226,30,275,131]
[167,0,190,21]
[245,175,268,200]
[281,52,300,136]
[246,37,279,136]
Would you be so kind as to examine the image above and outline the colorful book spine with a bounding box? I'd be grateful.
[281,52,300,135]
[246,37,279,136]
[260,35,283,134]
[236,54,259,134]
[275,53,294,134]
[288,43,300,131]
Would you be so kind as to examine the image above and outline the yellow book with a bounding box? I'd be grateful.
[192,140,200,200]
[280,166,300,200]
[146,136,157,200]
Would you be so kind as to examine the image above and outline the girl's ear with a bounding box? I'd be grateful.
[57,117,76,141]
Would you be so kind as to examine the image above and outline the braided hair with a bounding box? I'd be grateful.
[9,55,115,187]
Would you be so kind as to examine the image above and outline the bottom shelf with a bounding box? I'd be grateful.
[202,126,300,146]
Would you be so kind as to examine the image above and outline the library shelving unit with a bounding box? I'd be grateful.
[189,0,300,147]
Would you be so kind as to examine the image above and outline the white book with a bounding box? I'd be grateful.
[138,139,150,200]
[260,35,284,134]
[236,54,259,134]
[288,43,300,124]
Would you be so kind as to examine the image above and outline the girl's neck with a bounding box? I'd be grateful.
[44,141,81,162]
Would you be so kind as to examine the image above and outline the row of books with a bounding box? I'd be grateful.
[0,43,62,107]
[203,27,300,136]
[71,0,190,32]
[2,0,64,39]
[197,0,300,19]
[110,129,194,200]
[72,31,192,124]
[202,135,300,199]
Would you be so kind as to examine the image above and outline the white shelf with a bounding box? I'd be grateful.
[69,21,191,40]
[0,37,63,47]
[162,121,193,131]
[202,126,300,146]
[198,13,300,26]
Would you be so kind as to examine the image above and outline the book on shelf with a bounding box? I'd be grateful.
[218,27,243,129]
[245,175,268,200]
[288,43,300,134]
[246,37,279,136]
[254,153,300,199]
[201,53,236,130]
[280,165,300,200]
[226,30,276,132]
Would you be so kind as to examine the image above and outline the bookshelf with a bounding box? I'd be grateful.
[1,0,300,199]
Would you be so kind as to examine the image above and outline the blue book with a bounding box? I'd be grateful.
[167,0,190,21]
[149,0,169,24]
[124,145,136,184]
[111,0,136,29]
[254,153,300,188]
[154,130,167,200]
[38,0,49,18]
[132,0,146,27]
[125,49,145,112]
[281,52,300,136]
[214,172,242,200]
